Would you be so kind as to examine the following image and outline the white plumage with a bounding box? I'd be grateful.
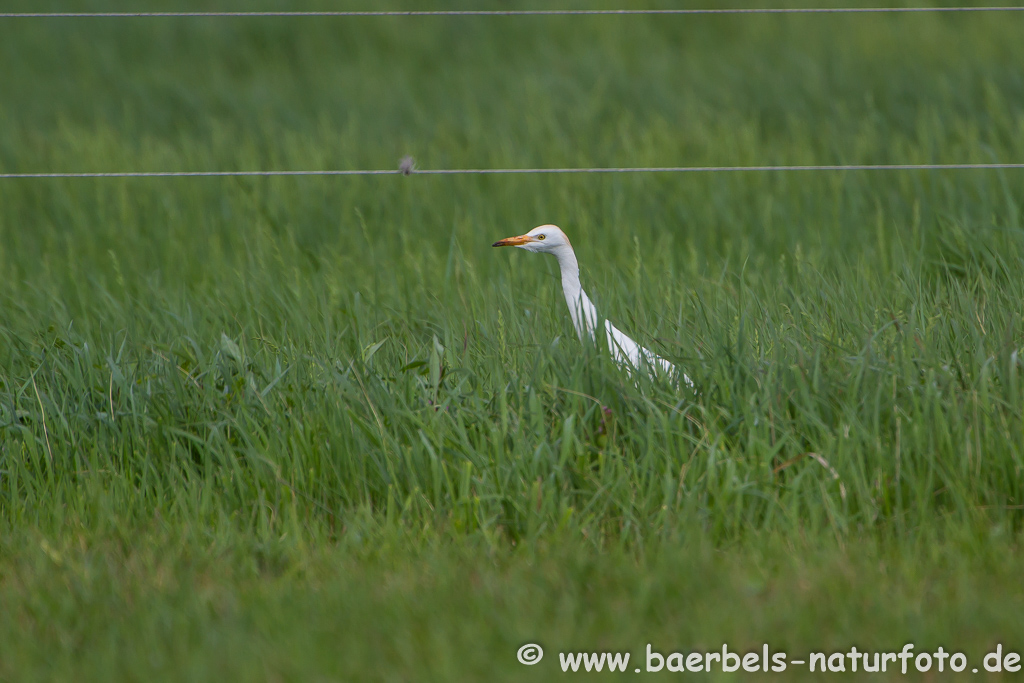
[493,224,691,387]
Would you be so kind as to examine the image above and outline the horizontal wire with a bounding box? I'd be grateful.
[2,164,1024,179]
[2,7,1024,17]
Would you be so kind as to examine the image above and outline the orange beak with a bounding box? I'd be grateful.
[492,234,533,247]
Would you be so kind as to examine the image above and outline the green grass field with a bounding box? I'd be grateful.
[2,0,1024,680]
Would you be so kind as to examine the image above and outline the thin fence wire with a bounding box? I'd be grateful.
[2,7,1024,17]
[2,163,1024,179]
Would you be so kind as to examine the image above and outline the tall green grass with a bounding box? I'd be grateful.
[1,1,1023,679]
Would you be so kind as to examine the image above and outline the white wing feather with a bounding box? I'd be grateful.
[605,319,693,387]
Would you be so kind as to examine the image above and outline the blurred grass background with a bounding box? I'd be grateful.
[1,0,1024,680]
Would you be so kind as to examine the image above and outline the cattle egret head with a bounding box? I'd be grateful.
[492,224,572,254]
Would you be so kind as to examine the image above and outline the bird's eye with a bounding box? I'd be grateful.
[537,234,546,240]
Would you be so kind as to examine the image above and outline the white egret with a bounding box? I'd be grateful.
[493,224,691,387]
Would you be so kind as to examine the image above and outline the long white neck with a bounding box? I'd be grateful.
[553,244,599,341]
[541,237,690,387]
